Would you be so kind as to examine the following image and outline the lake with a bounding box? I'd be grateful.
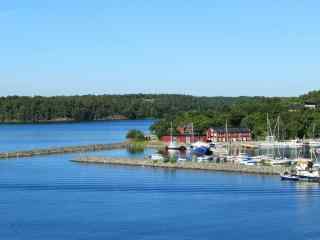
[0,120,320,240]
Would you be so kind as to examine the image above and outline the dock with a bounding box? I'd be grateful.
[72,156,290,175]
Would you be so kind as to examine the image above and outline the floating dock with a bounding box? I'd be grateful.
[72,156,290,175]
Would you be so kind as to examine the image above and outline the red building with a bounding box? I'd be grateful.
[206,127,252,142]
[160,135,207,144]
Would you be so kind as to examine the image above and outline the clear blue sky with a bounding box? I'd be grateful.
[1,1,319,97]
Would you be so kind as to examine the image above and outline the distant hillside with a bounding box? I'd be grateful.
[301,90,320,104]
[149,91,320,140]
[0,91,318,137]
[0,94,254,123]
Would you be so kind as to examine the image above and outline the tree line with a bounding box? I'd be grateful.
[151,90,320,140]
[0,91,320,140]
[0,94,239,122]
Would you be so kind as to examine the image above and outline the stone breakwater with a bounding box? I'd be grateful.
[72,156,290,175]
[0,142,130,159]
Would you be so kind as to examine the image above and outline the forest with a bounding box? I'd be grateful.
[0,90,320,140]
[152,90,320,140]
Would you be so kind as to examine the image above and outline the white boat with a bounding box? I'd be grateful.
[234,153,263,165]
[167,142,180,150]
[149,154,164,161]
[280,172,299,181]
[307,140,320,148]
[191,141,209,148]
[197,155,213,162]
[270,159,293,166]
[293,159,320,182]
[167,122,180,150]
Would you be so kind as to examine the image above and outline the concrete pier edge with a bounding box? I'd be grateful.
[72,156,290,176]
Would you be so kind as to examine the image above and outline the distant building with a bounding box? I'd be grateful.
[206,127,252,142]
[288,104,304,112]
[160,127,252,143]
[304,101,319,110]
[160,135,207,144]
[304,104,317,110]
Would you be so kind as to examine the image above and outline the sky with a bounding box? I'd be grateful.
[0,0,319,97]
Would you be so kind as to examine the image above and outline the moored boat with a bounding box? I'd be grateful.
[280,172,299,181]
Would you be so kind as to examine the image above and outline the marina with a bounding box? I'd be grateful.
[1,120,320,240]
[2,2,320,238]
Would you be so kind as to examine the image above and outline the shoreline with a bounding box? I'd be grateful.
[0,118,155,124]
[72,156,290,176]
[0,141,164,159]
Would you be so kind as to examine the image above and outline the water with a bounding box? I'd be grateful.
[1,121,320,239]
[0,120,154,152]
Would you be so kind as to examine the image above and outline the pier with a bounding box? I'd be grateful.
[72,156,290,175]
[0,142,130,159]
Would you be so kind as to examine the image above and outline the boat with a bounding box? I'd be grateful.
[279,157,320,182]
[306,140,320,148]
[149,154,164,161]
[197,155,213,162]
[167,142,180,150]
[280,172,299,181]
[191,141,209,148]
[167,122,180,150]
[270,158,293,166]
[177,157,187,162]
[192,146,211,156]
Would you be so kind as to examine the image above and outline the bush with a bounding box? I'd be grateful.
[127,141,146,153]
[126,129,145,141]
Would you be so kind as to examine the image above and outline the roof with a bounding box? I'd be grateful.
[209,127,251,133]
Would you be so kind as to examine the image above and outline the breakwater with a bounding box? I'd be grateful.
[72,156,290,175]
[0,142,130,159]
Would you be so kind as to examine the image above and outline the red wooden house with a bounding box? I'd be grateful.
[206,127,252,142]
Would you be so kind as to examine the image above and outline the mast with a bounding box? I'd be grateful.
[170,121,173,144]
[225,120,228,143]
[225,120,229,154]
[277,114,280,141]
[191,122,194,143]
[312,123,316,139]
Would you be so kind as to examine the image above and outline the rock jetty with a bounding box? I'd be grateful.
[72,156,290,175]
[0,142,129,159]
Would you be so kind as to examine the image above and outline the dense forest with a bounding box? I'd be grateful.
[1,90,320,140]
[0,94,247,122]
[152,90,320,140]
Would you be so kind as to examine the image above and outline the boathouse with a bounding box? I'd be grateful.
[160,135,207,144]
[206,127,252,142]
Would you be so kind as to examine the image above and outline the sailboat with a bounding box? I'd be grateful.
[167,122,180,150]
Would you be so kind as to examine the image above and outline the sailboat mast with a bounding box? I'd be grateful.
[313,123,316,139]
[277,115,280,141]
[225,120,228,143]
[191,122,194,143]
[170,121,173,143]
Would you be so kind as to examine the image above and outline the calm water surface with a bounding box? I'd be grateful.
[0,120,154,152]
[0,121,320,240]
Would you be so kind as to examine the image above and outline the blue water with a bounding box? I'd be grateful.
[0,120,154,152]
[1,121,320,240]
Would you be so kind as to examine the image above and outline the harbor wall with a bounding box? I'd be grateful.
[0,142,130,159]
[72,156,290,175]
